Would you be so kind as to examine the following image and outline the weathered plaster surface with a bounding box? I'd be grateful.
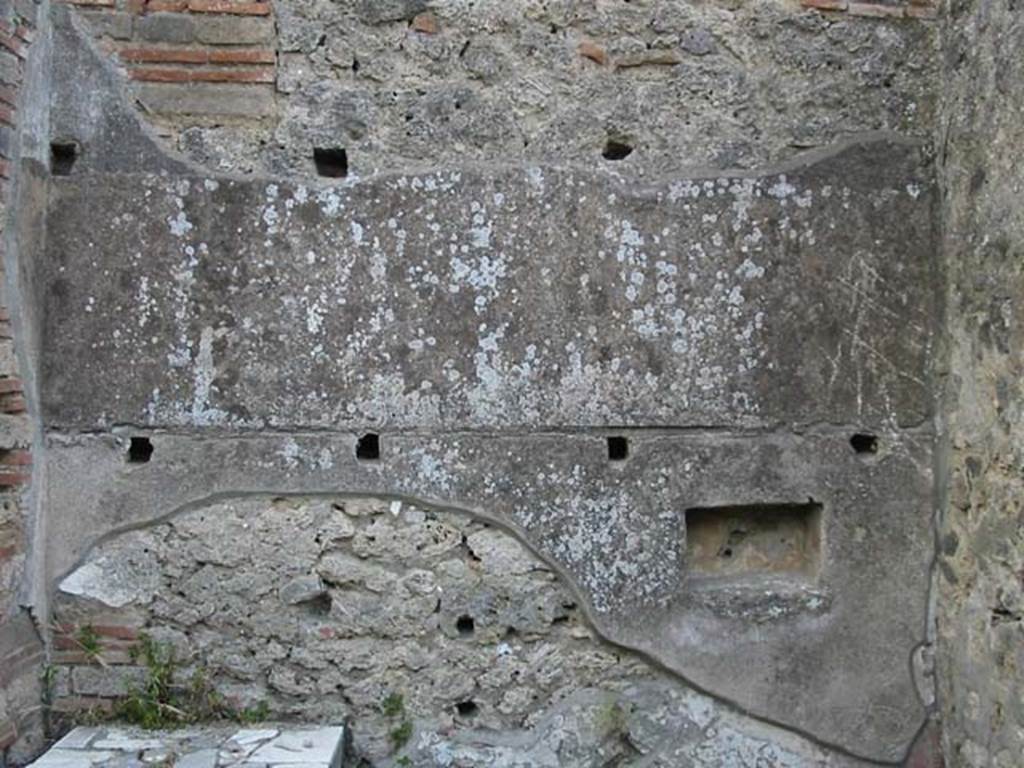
[41,138,937,433]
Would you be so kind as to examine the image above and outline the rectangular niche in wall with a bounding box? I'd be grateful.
[684,501,823,580]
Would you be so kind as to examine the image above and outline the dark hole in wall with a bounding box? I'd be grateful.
[128,437,154,464]
[850,433,879,455]
[607,436,629,461]
[602,139,633,161]
[685,501,823,579]
[456,614,475,635]
[356,433,380,461]
[455,700,478,717]
[51,142,79,176]
[313,147,349,178]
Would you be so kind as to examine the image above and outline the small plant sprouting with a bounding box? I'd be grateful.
[389,720,413,751]
[380,692,404,718]
[381,691,412,754]
[115,633,239,729]
[596,697,630,741]
[238,700,271,724]
[41,664,57,703]
[76,625,101,658]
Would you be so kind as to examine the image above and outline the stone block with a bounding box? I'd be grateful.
[134,82,276,117]
[78,10,132,40]
[247,727,344,768]
[194,15,274,44]
[135,13,195,44]
[71,666,148,698]
[279,575,327,605]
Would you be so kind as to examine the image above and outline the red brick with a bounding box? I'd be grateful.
[0,308,10,322]
[0,33,24,57]
[0,104,14,127]
[848,2,905,17]
[144,0,187,11]
[0,86,16,106]
[62,0,116,6]
[0,450,32,466]
[128,66,274,83]
[91,624,141,640]
[0,395,26,413]
[187,0,271,15]
[118,46,274,64]
[906,5,938,18]
[0,471,30,486]
[0,377,23,394]
[0,720,16,750]
[15,25,35,43]
[0,545,17,560]
[801,0,849,9]
[906,721,944,768]
[0,159,9,179]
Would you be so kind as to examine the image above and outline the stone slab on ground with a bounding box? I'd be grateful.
[31,726,345,768]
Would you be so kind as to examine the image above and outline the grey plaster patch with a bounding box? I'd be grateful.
[58,532,161,608]
[40,137,937,434]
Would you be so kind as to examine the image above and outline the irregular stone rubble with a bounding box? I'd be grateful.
[53,498,873,767]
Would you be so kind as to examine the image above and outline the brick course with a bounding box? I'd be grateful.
[62,0,277,118]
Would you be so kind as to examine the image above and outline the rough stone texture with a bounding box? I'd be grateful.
[21,5,946,765]
[53,496,873,767]
[68,0,941,179]
[935,1,1024,766]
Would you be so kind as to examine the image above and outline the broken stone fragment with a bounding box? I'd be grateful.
[615,49,683,68]
[410,12,438,34]
[578,40,608,66]
[278,575,327,605]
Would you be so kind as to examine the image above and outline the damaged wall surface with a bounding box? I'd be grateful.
[27,3,945,765]
[20,0,1024,767]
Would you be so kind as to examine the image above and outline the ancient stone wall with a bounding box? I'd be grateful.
[935,1,1024,765]
[0,1,973,766]
[62,0,940,177]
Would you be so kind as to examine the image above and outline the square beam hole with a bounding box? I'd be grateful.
[313,147,348,178]
[607,436,628,461]
[128,436,154,464]
[685,501,822,579]
[356,432,380,461]
[51,142,79,176]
